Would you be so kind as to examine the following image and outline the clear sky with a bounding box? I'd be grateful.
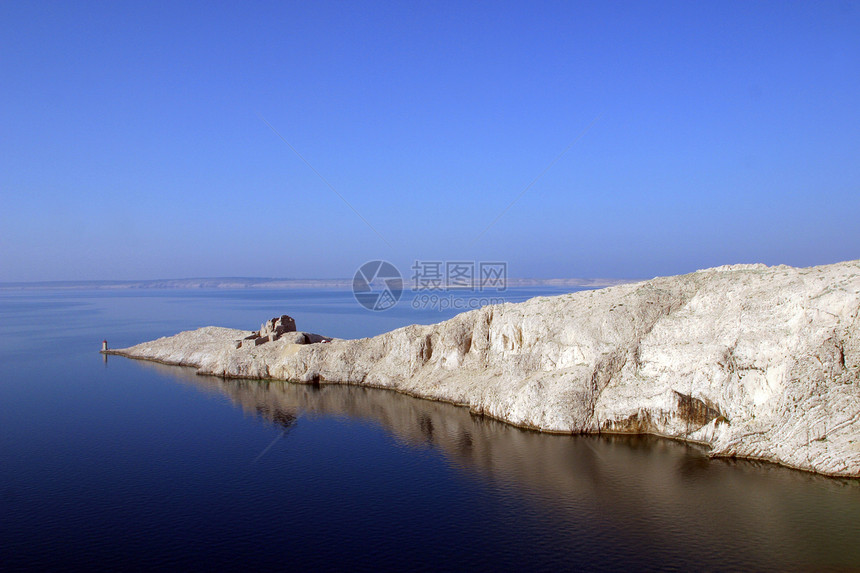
[1,1,858,281]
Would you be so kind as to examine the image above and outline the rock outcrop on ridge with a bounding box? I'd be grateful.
[233,314,332,348]
[106,260,860,477]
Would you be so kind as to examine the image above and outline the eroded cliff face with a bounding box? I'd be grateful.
[109,260,860,476]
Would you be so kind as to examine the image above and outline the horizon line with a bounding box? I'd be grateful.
[0,276,638,290]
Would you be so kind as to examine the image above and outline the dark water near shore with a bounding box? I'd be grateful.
[1,288,859,571]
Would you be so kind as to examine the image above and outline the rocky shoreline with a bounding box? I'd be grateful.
[106,260,860,477]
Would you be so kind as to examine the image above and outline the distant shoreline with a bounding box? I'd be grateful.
[0,277,636,291]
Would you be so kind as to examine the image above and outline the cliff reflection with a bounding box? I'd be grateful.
[136,361,860,570]
[140,362,853,487]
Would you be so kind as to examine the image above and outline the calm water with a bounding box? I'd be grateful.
[1,288,859,572]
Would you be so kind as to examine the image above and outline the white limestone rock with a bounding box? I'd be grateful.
[108,260,860,477]
[260,314,296,338]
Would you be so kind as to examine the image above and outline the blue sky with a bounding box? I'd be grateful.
[1,1,858,281]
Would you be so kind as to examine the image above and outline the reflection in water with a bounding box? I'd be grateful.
[139,361,860,571]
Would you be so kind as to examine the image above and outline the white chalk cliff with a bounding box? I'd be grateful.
[108,260,860,477]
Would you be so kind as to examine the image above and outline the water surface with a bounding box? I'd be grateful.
[1,288,859,571]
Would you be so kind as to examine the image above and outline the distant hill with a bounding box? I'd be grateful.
[0,277,635,290]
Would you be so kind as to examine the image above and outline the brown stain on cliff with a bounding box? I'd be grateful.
[674,391,722,427]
